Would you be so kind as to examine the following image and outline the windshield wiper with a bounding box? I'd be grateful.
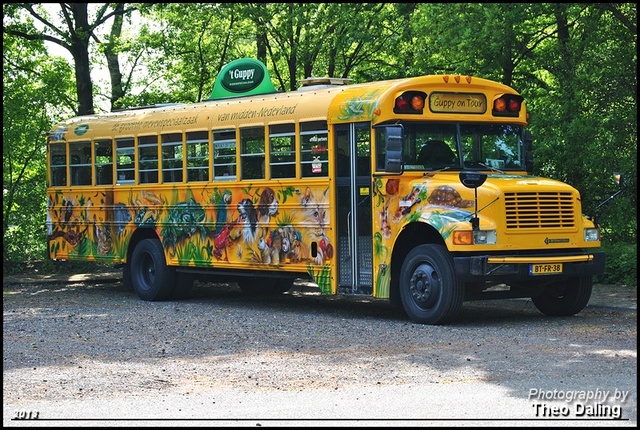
[478,162,504,174]
[423,166,451,177]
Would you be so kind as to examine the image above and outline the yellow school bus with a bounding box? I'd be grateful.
[46,58,605,324]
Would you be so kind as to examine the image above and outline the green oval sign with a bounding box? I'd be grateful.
[74,124,89,136]
[209,58,277,100]
[221,60,265,93]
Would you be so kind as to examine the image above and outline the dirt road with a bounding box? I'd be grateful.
[3,272,637,427]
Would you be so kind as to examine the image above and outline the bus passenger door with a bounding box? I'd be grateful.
[335,123,373,294]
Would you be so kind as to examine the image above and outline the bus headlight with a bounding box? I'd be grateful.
[474,230,497,245]
[453,230,497,245]
[584,228,600,242]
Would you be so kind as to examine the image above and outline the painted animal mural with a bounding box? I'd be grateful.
[299,186,333,265]
[47,184,333,281]
[372,177,477,297]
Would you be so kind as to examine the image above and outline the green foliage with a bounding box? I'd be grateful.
[3,3,637,287]
[3,27,75,264]
[525,3,637,243]
[596,239,638,286]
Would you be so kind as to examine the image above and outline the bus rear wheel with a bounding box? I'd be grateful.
[531,276,593,316]
[399,244,463,325]
[130,238,175,301]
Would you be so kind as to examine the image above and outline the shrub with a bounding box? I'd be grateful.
[596,239,637,286]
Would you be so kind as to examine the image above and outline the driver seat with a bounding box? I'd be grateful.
[417,140,456,166]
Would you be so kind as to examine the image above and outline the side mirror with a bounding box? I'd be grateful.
[613,172,624,187]
[523,130,534,173]
[459,171,487,230]
[384,125,404,173]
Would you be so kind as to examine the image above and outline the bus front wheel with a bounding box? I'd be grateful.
[399,244,463,325]
[531,276,593,316]
[130,238,176,301]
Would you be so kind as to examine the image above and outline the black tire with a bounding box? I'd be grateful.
[399,244,463,325]
[130,238,175,301]
[237,277,292,294]
[171,272,195,300]
[532,276,593,316]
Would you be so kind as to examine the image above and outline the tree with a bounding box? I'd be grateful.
[234,3,407,90]
[2,2,636,283]
[4,3,137,115]
[3,27,75,262]
[411,3,636,241]
[131,3,253,105]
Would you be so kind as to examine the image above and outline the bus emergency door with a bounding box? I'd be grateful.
[335,123,373,294]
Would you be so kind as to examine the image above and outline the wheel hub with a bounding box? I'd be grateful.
[410,265,439,308]
[142,253,156,284]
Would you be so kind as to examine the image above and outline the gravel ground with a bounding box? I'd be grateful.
[3,270,637,427]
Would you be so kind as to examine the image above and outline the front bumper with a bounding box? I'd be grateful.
[453,251,605,282]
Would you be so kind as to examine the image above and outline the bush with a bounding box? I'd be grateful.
[596,239,637,286]
[3,259,116,277]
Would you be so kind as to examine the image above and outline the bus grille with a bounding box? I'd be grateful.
[504,192,575,229]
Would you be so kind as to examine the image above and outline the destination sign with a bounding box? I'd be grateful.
[429,92,487,114]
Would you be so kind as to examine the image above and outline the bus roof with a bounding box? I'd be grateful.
[48,74,523,142]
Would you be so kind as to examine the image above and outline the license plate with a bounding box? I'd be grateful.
[530,263,563,275]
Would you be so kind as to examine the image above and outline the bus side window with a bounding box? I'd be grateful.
[50,147,67,187]
[53,165,67,186]
[138,135,158,184]
[98,166,113,185]
[162,132,183,183]
[70,141,92,185]
[74,165,91,185]
[95,139,113,185]
[213,129,236,180]
[269,123,295,179]
[186,131,209,182]
[240,127,265,180]
[116,137,135,183]
[300,121,328,177]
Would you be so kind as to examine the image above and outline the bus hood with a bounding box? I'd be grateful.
[388,171,583,228]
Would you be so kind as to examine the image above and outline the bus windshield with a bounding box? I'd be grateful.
[395,123,524,171]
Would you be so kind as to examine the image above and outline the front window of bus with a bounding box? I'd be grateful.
[460,124,523,170]
[379,123,524,172]
[396,123,458,171]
